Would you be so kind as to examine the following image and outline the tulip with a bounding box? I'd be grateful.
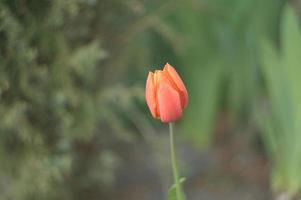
[145,63,188,123]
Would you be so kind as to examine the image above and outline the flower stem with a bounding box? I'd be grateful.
[169,122,183,200]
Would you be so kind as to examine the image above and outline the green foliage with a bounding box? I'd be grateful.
[0,0,144,199]
[259,4,301,195]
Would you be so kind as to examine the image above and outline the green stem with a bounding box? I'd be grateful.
[169,122,182,200]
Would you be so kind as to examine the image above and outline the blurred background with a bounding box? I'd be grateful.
[1,0,301,199]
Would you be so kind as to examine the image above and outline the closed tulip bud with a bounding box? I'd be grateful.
[145,63,189,123]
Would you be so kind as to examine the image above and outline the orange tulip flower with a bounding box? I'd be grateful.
[145,63,189,123]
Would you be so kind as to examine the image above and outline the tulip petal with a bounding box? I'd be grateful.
[145,72,159,118]
[157,83,183,123]
[164,63,189,108]
[155,70,172,88]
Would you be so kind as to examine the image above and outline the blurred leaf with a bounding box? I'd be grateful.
[259,4,301,195]
[167,177,186,200]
